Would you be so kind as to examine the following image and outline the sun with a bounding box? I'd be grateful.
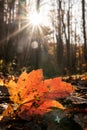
[30,12,43,26]
[29,10,51,28]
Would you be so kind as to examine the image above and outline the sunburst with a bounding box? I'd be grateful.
[0,1,51,51]
[29,12,43,26]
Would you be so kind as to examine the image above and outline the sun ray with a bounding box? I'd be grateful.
[0,1,51,51]
[0,22,30,45]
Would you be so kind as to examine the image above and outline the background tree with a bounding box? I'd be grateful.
[82,0,87,62]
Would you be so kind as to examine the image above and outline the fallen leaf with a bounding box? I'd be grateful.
[4,69,75,120]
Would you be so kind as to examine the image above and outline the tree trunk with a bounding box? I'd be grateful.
[66,0,71,70]
[82,0,87,62]
[0,0,5,41]
[56,0,63,73]
[0,0,5,58]
[36,0,40,12]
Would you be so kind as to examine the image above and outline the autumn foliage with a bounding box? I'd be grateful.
[5,69,75,119]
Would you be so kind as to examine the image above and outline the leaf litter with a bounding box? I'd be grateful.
[0,70,87,130]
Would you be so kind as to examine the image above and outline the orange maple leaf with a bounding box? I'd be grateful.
[18,100,65,119]
[6,69,75,120]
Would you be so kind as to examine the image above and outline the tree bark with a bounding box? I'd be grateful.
[82,0,87,62]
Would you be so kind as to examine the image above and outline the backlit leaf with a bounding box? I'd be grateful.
[5,69,75,120]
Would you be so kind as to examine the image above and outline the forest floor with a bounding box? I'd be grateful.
[0,73,87,130]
